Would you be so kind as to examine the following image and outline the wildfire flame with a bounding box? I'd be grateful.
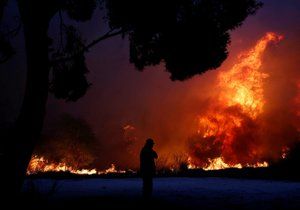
[187,156,268,170]
[189,32,283,169]
[218,32,283,118]
[27,155,126,175]
[27,33,287,174]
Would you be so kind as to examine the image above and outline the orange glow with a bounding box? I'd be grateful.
[27,33,290,173]
[189,32,283,169]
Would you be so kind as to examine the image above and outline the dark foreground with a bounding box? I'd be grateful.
[21,177,300,210]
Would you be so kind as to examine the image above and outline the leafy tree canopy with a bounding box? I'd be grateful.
[105,0,262,80]
[1,0,262,100]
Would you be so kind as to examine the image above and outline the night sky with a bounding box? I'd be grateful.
[1,0,300,168]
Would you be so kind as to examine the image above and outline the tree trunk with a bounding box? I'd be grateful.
[5,0,51,196]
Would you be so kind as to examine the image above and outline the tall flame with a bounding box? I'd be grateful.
[218,33,283,117]
[189,32,283,169]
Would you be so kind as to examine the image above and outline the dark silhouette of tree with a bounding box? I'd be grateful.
[0,0,262,195]
[105,0,262,80]
[1,0,100,196]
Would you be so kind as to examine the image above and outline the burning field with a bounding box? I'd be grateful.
[27,32,300,176]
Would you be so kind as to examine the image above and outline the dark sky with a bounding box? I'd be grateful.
[1,0,300,167]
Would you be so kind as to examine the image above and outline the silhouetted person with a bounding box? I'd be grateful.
[140,138,158,198]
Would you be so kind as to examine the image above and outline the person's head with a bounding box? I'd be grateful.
[145,138,154,148]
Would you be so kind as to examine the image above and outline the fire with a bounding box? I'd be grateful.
[202,158,269,170]
[218,32,283,118]
[27,33,288,173]
[203,157,243,170]
[187,156,268,170]
[99,163,125,174]
[187,156,197,169]
[27,155,126,175]
[189,32,283,169]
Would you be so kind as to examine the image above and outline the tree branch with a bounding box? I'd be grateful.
[84,28,123,51]
[50,28,124,65]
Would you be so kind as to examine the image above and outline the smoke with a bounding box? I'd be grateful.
[260,33,300,161]
[38,1,300,170]
[40,32,300,170]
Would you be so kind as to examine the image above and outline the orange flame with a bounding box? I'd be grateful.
[189,32,283,169]
[27,155,127,175]
[187,156,268,170]
[218,32,283,118]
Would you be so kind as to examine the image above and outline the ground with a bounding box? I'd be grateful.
[22,177,300,209]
